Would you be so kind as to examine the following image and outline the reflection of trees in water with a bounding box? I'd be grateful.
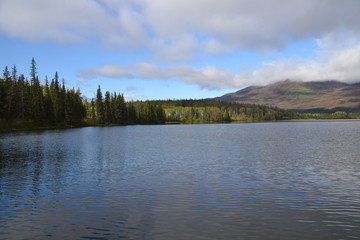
[0,145,4,169]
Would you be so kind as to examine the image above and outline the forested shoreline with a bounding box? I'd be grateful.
[4,59,353,132]
[0,59,86,131]
[153,99,295,123]
[0,59,166,131]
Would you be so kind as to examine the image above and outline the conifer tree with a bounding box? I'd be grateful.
[30,58,37,83]
[17,74,26,119]
[3,66,10,80]
[104,91,112,124]
[90,99,96,124]
[30,76,45,122]
[115,93,127,124]
[95,85,104,124]
[11,65,17,82]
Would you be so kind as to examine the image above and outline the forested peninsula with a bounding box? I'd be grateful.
[0,59,301,131]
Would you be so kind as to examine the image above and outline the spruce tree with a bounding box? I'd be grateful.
[104,91,112,124]
[30,58,37,83]
[3,66,10,80]
[95,85,104,124]
[11,65,17,82]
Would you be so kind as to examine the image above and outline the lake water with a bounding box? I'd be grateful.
[1,121,360,239]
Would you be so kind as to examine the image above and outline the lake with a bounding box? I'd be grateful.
[1,120,360,239]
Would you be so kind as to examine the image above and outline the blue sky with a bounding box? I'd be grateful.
[1,0,360,100]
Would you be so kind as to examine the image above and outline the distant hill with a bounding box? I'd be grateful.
[215,80,360,113]
[150,99,295,122]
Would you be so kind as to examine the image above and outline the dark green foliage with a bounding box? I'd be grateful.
[112,93,128,124]
[95,86,104,124]
[0,60,86,130]
[84,93,166,125]
[135,102,166,124]
[3,66,10,80]
[44,78,54,124]
[30,58,37,82]
[127,102,137,124]
[104,91,112,124]
[65,88,86,126]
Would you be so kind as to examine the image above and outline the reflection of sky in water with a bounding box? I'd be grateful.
[1,121,360,239]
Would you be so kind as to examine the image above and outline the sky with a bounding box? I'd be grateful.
[1,0,360,101]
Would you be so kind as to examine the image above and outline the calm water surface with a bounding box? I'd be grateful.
[1,121,360,239]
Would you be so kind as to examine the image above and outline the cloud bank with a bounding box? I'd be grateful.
[1,0,360,55]
[81,43,360,89]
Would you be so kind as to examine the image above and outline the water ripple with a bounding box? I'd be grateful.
[1,122,360,239]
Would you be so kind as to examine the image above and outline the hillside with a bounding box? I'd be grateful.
[150,99,295,123]
[216,80,360,113]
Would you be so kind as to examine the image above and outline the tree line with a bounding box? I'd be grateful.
[84,86,166,125]
[0,59,165,130]
[0,59,86,129]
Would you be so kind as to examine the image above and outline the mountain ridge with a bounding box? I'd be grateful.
[215,80,360,113]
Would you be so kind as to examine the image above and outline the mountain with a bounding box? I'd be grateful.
[215,80,360,113]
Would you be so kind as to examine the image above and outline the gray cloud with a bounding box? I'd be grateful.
[142,0,360,51]
[125,86,139,92]
[0,0,116,44]
[1,0,360,57]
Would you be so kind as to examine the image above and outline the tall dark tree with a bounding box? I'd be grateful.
[11,65,17,82]
[95,85,104,124]
[30,76,45,122]
[3,66,10,80]
[90,99,96,123]
[50,72,63,124]
[114,93,127,124]
[2,66,12,119]
[30,58,37,81]
[104,91,112,124]
[17,74,26,119]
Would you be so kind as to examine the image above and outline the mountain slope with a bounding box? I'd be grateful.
[215,80,360,113]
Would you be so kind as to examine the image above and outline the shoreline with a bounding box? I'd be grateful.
[1,118,360,134]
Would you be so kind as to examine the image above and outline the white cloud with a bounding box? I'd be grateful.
[82,64,135,79]
[81,43,360,89]
[124,93,147,101]
[80,63,240,89]
[237,43,360,86]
